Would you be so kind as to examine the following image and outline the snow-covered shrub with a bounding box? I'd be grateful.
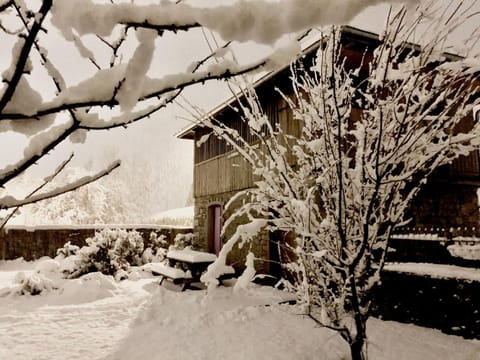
[141,232,168,264]
[114,269,129,281]
[66,229,144,278]
[14,271,57,295]
[56,241,80,259]
[113,229,144,268]
[35,258,61,274]
[172,233,194,250]
[56,272,118,303]
[12,259,62,295]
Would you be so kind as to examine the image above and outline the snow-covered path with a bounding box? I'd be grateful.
[0,275,152,360]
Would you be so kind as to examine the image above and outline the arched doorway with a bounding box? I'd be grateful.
[207,204,223,255]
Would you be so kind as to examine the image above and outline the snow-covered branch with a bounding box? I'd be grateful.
[0,0,302,206]
[0,160,120,210]
[0,0,12,12]
[0,153,74,229]
[51,0,411,44]
[0,43,305,121]
[0,0,52,114]
[0,121,77,187]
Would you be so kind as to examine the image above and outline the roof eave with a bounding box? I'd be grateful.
[176,127,197,140]
[174,26,384,140]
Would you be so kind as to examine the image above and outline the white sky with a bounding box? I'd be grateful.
[0,0,478,214]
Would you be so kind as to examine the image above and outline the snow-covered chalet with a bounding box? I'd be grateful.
[177,26,480,275]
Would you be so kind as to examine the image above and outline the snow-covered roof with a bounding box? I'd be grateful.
[176,25,379,140]
[176,24,468,141]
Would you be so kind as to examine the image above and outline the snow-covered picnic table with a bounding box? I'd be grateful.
[150,248,234,290]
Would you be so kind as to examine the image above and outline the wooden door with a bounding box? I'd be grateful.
[207,204,223,255]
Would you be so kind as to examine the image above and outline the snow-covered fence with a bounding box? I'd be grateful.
[0,225,192,261]
[388,226,480,266]
[392,226,480,240]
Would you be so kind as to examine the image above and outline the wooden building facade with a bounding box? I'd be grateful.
[178,26,480,274]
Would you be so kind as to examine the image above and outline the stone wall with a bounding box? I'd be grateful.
[194,190,271,274]
[0,225,192,261]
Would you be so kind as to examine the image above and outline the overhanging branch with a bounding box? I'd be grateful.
[0,122,78,187]
[0,0,13,12]
[0,60,267,121]
[0,0,52,113]
[0,160,121,210]
[122,21,200,33]
[0,153,74,230]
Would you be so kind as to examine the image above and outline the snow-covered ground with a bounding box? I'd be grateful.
[0,259,479,360]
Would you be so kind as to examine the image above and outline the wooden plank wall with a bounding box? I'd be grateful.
[450,152,480,178]
[194,96,306,198]
[194,153,253,197]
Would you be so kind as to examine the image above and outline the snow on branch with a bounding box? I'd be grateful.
[0,121,78,188]
[0,0,52,114]
[0,41,301,122]
[0,160,121,210]
[51,0,412,44]
[0,153,74,230]
[0,0,13,12]
[0,0,303,195]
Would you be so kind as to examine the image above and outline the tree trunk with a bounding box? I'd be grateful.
[349,274,367,360]
[350,336,366,360]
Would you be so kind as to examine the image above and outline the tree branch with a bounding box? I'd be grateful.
[0,60,267,121]
[0,153,74,230]
[0,160,120,210]
[0,122,77,187]
[122,21,200,33]
[0,0,52,113]
[0,0,13,12]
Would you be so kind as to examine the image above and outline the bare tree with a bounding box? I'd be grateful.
[202,2,480,359]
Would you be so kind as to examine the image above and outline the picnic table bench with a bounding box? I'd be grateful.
[151,248,235,291]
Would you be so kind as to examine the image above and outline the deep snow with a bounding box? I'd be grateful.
[0,259,479,360]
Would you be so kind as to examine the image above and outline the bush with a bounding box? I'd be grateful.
[14,271,57,295]
[141,232,168,263]
[12,259,61,295]
[65,228,144,278]
[56,241,80,259]
[172,232,194,250]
